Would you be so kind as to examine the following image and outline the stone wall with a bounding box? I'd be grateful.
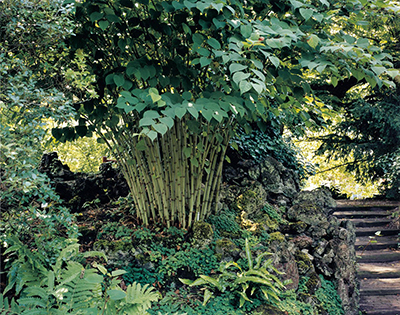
[221,156,359,315]
[38,152,129,211]
[39,152,358,314]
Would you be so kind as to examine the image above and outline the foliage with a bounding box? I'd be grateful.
[53,0,399,229]
[232,127,313,179]
[2,238,160,314]
[180,239,286,308]
[314,275,345,315]
[207,209,242,238]
[158,247,219,280]
[317,92,400,184]
[149,291,244,315]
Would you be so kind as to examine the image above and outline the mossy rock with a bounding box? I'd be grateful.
[268,231,285,243]
[234,185,267,216]
[93,239,133,252]
[215,238,240,261]
[295,250,314,275]
[192,221,213,248]
[305,272,321,294]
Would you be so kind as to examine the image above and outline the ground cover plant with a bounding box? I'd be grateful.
[1,0,400,313]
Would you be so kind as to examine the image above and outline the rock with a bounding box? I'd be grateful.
[38,152,129,211]
[192,221,213,248]
[269,238,299,290]
[215,238,241,262]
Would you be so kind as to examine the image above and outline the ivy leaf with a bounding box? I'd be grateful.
[200,57,211,67]
[207,38,221,49]
[149,88,162,103]
[175,107,186,119]
[159,116,174,129]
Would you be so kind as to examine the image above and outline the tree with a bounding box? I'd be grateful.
[55,0,398,228]
[312,2,400,197]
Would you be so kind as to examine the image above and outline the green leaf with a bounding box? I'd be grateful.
[199,275,223,291]
[307,34,319,49]
[99,20,109,30]
[86,274,104,284]
[153,123,168,135]
[112,270,127,277]
[240,24,252,38]
[239,80,252,94]
[149,88,162,103]
[229,63,248,73]
[159,116,174,128]
[203,289,213,306]
[200,57,211,67]
[207,38,221,49]
[300,8,313,21]
[143,110,161,119]
[113,74,125,87]
[179,278,194,285]
[90,12,104,22]
[175,107,186,119]
[108,289,127,301]
[268,55,280,68]
[233,71,251,85]
[146,130,158,141]
[371,66,386,76]
[139,117,155,127]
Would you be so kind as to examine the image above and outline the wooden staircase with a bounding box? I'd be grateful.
[334,202,400,315]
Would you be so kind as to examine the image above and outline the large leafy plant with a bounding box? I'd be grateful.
[180,239,288,307]
[2,238,160,315]
[54,0,398,228]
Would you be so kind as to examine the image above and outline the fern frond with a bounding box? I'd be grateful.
[125,282,160,309]
[58,261,83,286]
[17,297,47,309]
[24,286,49,300]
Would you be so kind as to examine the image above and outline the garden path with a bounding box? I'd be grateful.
[334,200,400,315]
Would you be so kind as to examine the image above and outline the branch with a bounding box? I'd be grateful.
[311,77,366,99]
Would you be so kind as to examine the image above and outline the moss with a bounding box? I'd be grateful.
[305,272,321,294]
[215,238,240,261]
[193,221,213,240]
[192,221,213,248]
[289,221,307,233]
[235,190,258,211]
[295,250,314,275]
[269,231,285,242]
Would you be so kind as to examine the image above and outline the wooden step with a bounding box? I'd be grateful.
[358,262,400,279]
[359,295,400,315]
[335,206,398,212]
[356,227,399,237]
[360,278,400,295]
[342,218,392,227]
[334,211,393,219]
[356,235,399,251]
[357,249,400,263]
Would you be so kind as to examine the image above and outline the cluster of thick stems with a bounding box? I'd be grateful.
[103,115,232,229]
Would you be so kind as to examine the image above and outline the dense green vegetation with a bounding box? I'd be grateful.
[1,0,400,313]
